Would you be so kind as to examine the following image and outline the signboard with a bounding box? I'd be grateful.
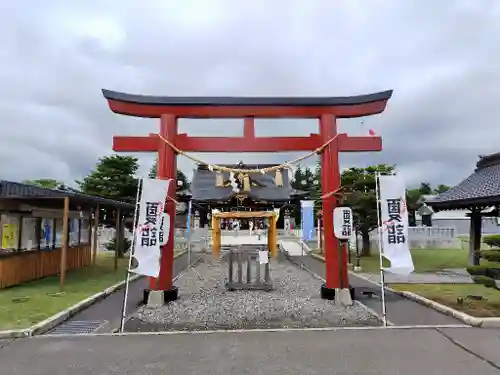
[333,207,353,240]
[1,224,17,249]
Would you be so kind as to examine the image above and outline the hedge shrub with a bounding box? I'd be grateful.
[466,265,488,276]
[486,267,500,279]
[105,237,132,258]
[472,275,496,288]
[480,250,500,263]
[483,234,500,248]
[467,234,500,290]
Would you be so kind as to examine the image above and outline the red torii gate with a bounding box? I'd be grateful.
[102,89,393,302]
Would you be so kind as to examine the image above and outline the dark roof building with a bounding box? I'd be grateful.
[427,152,500,211]
[183,162,307,229]
[0,180,133,211]
[190,163,307,203]
[426,152,500,266]
[0,180,133,289]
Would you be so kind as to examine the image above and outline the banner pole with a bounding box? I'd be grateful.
[119,178,143,333]
[186,200,193,267]
[375,172,388,327]
[317,217,321,251]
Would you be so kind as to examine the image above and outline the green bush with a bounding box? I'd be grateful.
[105,237,132,258]
[467,265,488,276]
[480,250,500,263]
[483,234,500,248]
[486,267,500,280]
[472,275,496,288]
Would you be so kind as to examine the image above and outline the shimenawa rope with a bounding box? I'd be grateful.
[153,133,339,174]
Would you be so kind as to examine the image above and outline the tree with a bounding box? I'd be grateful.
[406,188,422,227]
[149,157,191,190]
[434,184,451,194]
[290,165,304,190]
[291,165,315,192]
[418,182,432,195]
[311,162,395,256]
[406,182,452,226]
[340,164,396,256]
[175,170,190,191]
[312,160,322,215]
[22,179,62,189]
[77,154,139,204]
[291,164,318,224]
[76,155,140,249]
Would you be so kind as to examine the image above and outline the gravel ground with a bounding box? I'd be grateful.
[126,254,381,332]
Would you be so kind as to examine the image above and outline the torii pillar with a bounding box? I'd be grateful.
[102,89,393,303]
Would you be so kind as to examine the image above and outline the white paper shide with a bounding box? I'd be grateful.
[333,207,353,240]
[259,250,269,264]
[131,179,171,278]
[379,175,414,275]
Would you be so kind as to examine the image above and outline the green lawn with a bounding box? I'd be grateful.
[391,283,500,317]
[351,249,479,273]
[0,253,129,330]
[334,248,496,273]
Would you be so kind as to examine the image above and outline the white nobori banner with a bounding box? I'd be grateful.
[379,175,414,275]
[131,178,171,278]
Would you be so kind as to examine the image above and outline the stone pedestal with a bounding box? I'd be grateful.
[320,283,355,303]
[143,286,179,306]
[147,290,164,307]
[335,288,353,306]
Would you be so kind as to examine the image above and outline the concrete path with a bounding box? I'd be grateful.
[1,328,499,374]
[294,255,464,326]
[48,252,193,334]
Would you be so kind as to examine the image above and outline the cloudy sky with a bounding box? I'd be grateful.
[2,0,499,188]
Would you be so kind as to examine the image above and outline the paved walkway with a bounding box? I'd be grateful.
[294,255,464,326]
[48,252,193,334]
[1,328,499,374]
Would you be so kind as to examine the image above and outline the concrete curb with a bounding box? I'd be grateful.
[38,324,473,338]
[311,252,500,328]
[310,252,326,263]
[0,251,188,339]
[390,290,500,328]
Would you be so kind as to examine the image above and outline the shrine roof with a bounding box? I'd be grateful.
[102,89,393,107]
[426,152,500,210]
[191,164,295,202]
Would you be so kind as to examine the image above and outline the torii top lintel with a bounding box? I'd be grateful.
[102,89,393,119]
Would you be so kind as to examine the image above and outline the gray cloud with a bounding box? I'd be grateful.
[1,0,499,188]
